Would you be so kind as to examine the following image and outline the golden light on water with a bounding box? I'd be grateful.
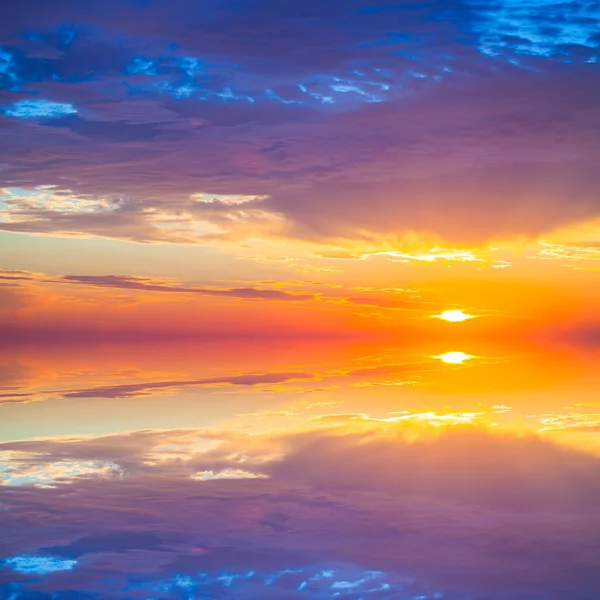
[434,351,475,364]
[433,309,475,323]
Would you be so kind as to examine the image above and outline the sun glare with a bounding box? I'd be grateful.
[433,309,475,323]
[434,352,475,365]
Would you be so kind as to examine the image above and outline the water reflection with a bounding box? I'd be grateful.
[1,338,598,441]
[1,339,599,598]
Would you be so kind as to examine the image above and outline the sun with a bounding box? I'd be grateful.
[432,309,475,323]
[434,352,475,365]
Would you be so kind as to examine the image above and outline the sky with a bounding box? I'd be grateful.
[0,0,600,338]
[1,1,600,599]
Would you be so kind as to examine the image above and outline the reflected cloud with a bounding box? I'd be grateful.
[0,423,599,598]
[536,413,600,432]
[313,411,485,427]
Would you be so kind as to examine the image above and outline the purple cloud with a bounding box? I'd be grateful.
[58,274,316,301]
[0,1,598,247]
[1,425,599,599]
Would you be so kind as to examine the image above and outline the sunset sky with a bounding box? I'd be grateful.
[1,0,600,339]
[1,1,600,599]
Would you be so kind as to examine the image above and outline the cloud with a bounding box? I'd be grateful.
[59,371,317,399]
[0,370,317,402]
[40,532,166,559]
[0,267,461,315]
[3,556,77,575]
[0,269,40,282]
[192,469,268,481]
[0,1,598,249]
[345,296,446,311]
[467,0,600,59]
[0,424,599,598]
[4,100,77,118]
[536,413,600,432]
[0,451,123,487]
[58,274,316,301]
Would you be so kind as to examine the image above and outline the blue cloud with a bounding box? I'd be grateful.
[4,555,78,575]
[0,48,19,87]
[58,24,77,48]
[469,0,600,60]
[126,56,157,75]
[265,88,303,105]
[4,99,77,118]
[152,566,428,599]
